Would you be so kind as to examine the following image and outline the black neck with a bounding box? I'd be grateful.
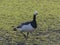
[31,15,37,28]
[33,15,36,21]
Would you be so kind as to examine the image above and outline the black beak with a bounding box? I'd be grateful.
[13,28,17,31]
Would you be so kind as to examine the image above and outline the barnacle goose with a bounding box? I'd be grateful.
[13,11,38,39]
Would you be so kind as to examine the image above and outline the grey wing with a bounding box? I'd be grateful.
[17,22,31,28]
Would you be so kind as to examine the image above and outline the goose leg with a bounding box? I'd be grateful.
[26,32,29,39]
[20,32,26,38]
[30,32,33,36]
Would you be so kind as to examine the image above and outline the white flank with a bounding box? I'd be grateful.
[17,24,34,32]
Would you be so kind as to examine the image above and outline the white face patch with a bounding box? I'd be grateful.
[34,11,38,15]
[17,24,34,32]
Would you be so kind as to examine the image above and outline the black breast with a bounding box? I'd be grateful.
[31,21,37,28]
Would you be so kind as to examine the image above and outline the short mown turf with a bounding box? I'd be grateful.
[0,0,60,45]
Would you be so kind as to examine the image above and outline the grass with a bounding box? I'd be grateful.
[0,0,60,45]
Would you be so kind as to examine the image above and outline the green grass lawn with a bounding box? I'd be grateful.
[0,0,60,45]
